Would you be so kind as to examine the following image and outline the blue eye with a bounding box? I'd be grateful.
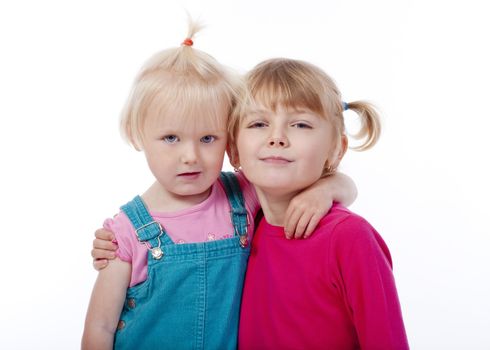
[292,122,312,129]
[201,135,216,144]
[249,121,267,128]
[163,135,179,143]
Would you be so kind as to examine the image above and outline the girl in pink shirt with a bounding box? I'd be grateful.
[229,58,409,349]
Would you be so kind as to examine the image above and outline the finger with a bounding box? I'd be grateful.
[284,199,303,229]
[284,208,303,239]
[303,212,323,238]
[293,212,315,239]
[93,238,118,251]
[93,259,109,271]
[95,228,115,241]
[91,247,116,260]
[284,202,295,224]
[283,206,295,237]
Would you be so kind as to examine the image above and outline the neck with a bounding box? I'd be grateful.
[254,187,299,227]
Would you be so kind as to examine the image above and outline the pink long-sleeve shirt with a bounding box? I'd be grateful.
[239,204,409,350]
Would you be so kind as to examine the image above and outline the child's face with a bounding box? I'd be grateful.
[236,104,338,197]
[140,101,228,199]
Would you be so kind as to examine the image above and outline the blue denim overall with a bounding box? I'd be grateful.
[114,172,250,350]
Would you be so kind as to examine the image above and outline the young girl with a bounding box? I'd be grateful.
[82,22,356,349]
[230,58,409,349]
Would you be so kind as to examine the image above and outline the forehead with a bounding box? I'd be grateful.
[145,93,229,132]
[244,102,322,120]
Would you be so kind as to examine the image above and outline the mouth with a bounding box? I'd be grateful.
[260,156,292,164]
[177,171,202,178]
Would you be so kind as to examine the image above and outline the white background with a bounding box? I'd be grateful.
[1,0,489,349]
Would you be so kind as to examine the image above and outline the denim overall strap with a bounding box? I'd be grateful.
[219,172,249,246]
[120,196,174,249]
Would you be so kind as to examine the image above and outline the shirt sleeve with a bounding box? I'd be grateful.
[103,212,150,287]
[103,212,136,263]
[330,215,409,349]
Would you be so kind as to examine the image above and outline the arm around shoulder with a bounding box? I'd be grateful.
[284,172,358,238]
[320,172,358,207]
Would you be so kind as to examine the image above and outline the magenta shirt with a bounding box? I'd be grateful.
[239,204,409,350]
[104,172,259,287]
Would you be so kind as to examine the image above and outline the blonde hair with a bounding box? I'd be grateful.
[229,58,381,172]
[121,20,241,150]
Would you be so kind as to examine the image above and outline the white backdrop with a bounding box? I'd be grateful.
[1,0,489,349]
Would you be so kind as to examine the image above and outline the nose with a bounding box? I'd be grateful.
[180,142,198,164]
[267,128,289,148]
[268,137,288,147]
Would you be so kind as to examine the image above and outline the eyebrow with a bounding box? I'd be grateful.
[247,108,268,116]
[246,107,313,117]
[153,126,227,134]
[292,108,311,115]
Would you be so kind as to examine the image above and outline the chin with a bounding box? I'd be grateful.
[256,180,299,194]
[258,176,317,195]
[174,184,211,197]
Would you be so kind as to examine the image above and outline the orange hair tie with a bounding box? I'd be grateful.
[181,38,193,46]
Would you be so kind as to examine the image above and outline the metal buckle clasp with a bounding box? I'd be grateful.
[230,210,250,248]
[135,221,164,260]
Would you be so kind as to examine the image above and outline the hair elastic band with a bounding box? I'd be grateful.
[342,101,349,111]
[181,38,193,46]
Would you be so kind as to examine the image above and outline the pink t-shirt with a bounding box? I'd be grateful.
[104,172,259,287]
[239,204,409,350]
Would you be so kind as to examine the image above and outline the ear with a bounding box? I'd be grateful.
[338,134,348,161]
[132,138,143,152]
[331,134,348,169]
[226,143,240,169]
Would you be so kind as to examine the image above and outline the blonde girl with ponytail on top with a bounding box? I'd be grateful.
[82,19,359,349]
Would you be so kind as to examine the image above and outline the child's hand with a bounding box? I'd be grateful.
[92,228,118,271]
[284,173,357,239]
[284,191,333,239]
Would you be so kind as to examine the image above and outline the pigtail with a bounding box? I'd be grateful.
[345,100,381,151]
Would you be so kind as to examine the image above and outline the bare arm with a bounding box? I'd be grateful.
[284,172,357,239]
[82,257,131,349]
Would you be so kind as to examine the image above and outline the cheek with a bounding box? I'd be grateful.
[147,152,168,170]
[145,155,169,181]
[204,143,226,167]
[304,140,330,168]
[236,132,254,160]
[144,144,172,165]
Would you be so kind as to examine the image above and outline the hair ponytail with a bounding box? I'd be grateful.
[345,100,381,151]
[120,17,241,150]
[183,20,204,45]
